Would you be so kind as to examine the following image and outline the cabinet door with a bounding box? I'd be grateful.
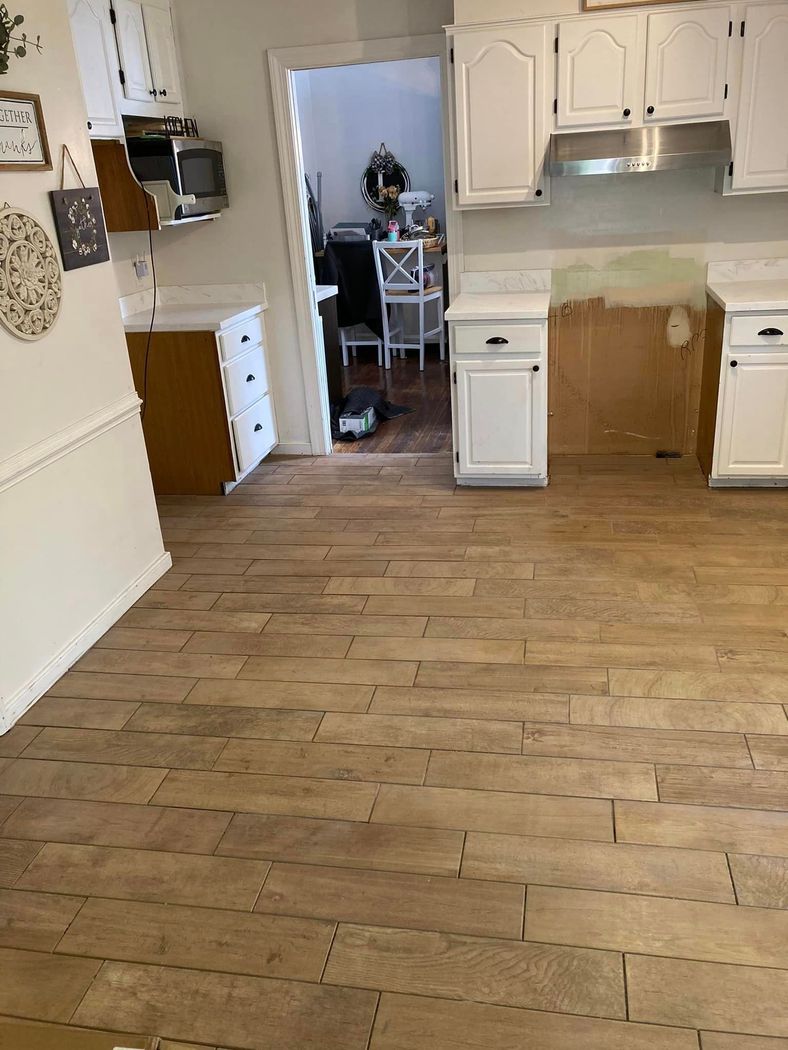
[453,24,549,206]
[644,7,730,122]
[455,357,546,477]
[114,0,154,103]
[68,0,124,136]
[557,15,640,128]
[717,351,788,476]
[731,4,788,192]
[142,3,181,104]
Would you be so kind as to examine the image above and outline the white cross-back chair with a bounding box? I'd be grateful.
[339,324,385,367]
[373,240,446,371]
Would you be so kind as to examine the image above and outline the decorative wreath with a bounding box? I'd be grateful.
[0,205,62,340]
[361,142,410,213]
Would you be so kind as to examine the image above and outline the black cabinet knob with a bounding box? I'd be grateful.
[758,327,783,336]
[254,423,263,432]
[647,105,655,114]
[486,336,509,345]
[241,335,251,343]
[160,89,167,97]
[623,108,631,117]
[535,188,543,197]
[532,364,540,372]
[246,374,256,383]
[149,89,158,97]
[731,360,738,368]
[87,120,93,130]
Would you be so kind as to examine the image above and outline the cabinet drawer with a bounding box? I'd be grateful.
[218,314,264,362]
[729,314,788,347]
[453,322,545,355]
[232,394,277,474]
[225,347,269,418]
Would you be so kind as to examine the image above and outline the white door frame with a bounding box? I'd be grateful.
[269,34,464,455]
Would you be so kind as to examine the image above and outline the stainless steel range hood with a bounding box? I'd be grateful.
[548,120,732,176]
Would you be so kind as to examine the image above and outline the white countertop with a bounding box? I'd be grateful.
[706,279,788,313]
[445,291,551,322]
[315,284,339,303]
[122,301,264,333]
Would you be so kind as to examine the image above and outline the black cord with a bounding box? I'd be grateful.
[139,193,157,423]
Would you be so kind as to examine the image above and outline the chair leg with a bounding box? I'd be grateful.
[340,330,349,367]
[377,341,383,367]
[381,304,393,372]
[418,300,426,371]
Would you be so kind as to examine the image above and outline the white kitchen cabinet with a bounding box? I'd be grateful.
[113,0,155,103]
[731,3,788,192]
[643,6,731,122]
[455,357,546,477]
[68,0,124,137]
[556,15,641,128]
[452,23,550,206]
[142,2,181,104]
[717,350,788,476]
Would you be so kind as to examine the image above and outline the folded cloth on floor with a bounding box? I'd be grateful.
[332,386,412,442]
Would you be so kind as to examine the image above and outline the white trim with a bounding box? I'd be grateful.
[268,34,464,456]
[0,392,142,494]
[273,441,314,456]
[0,551,172,733]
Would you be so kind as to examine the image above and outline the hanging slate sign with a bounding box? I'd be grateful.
[49,186,109,270]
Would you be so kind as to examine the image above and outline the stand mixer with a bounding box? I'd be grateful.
[398,190,435,231]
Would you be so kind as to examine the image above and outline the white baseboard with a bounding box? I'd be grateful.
[0,551,172,734]
[273,442,314,456]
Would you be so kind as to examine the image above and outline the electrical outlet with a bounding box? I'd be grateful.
[133,256,149,279]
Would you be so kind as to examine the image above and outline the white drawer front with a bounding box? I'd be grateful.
[218,314,264,362]
[225,347,269,418]
[232,394,277,474]
[729,314,788,347]
[453,322,545,355]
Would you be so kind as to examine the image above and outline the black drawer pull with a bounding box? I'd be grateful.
[730,360,738,368]
[758,327,784,336]
[486,336,509,345]
[532,364,540,372]
[254,423,263,432]
[241,335,251,343]
[246,374,256,383]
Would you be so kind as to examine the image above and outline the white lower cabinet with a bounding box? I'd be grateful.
[450,317,548,485]
[716,349,788,476]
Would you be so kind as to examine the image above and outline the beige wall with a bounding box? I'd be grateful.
[0,1,165,728]
[156,0,452,451]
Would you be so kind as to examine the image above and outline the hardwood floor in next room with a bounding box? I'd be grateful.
[1,452,788,1049]
[333,353,451,455]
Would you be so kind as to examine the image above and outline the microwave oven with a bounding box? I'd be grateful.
[126,137,228,220]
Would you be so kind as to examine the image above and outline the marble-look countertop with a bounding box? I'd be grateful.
[315,284,339,303]
[445,291,551,322]
[706,279,788,313]
[122,302,264,333]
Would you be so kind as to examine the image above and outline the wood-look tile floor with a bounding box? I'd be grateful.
[2,452,788,1050]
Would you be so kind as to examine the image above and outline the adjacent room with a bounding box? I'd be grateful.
[293,57,452,454]
[2,0,788,1048]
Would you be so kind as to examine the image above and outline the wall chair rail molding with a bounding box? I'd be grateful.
[0,391,142,494]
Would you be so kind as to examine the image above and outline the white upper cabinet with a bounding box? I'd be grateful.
[643,6,731,122]
[67,0,123,137]
[114,0,155,103]
[556,15,641,128]
[453,24,550,206]
[142,3,181,104]
[731,3,788,192]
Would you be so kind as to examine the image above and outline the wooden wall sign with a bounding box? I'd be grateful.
[49,188,109,270]
[0,91,51,171]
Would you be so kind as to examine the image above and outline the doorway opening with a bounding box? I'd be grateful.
[290,55,453,455]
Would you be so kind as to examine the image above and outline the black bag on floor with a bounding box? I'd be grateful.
[332,386,412,442]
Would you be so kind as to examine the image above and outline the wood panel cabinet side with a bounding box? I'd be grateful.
[696,295,725,477]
